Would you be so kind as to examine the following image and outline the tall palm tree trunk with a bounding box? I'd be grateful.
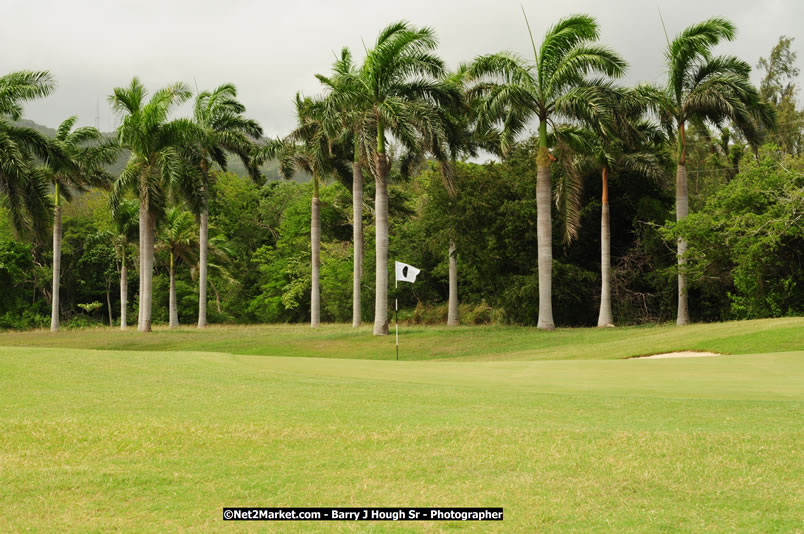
[198,196,209,328]
[373,153,390,336]
[447,240,459,326]
[676,123,690,326]
[138,203,145,330]
[140,210,155,332]
[169,250,178,328]
[106,281,113,326]
[352,157,363,328]
[536,124,555,329]
[120,249,127,330]
[675,163,690,325]
[311,178,321,328]
[597,167,614,327]
[50,186,61,332]
[536,162,555,329]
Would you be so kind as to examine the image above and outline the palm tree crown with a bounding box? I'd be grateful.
[42,116,118,195]
[466,14,626,154]
[655,18,772,162]
[0,71,57,238]
[158,206,198,266]
[192,83,263,184]
[109,77,200,216]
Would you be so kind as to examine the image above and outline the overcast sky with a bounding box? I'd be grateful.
[3,0,802,138]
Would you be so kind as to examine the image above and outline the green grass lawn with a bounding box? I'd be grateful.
[1,319,802,532]
[1,316,802,360]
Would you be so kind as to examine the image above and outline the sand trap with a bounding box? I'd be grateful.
[636,351,722,359]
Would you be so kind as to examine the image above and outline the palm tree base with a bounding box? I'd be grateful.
[373,323,389,336]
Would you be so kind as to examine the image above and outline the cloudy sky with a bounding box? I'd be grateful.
[3,0,802,137]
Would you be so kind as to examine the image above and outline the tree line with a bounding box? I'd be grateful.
[1,15,802,333]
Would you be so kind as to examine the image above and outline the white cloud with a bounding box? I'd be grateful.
[2,0,802,136]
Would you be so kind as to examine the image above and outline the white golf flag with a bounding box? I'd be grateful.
[395,261,421,283]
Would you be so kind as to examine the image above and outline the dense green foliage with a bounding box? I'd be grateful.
[5,129,800,328]
[668,147,803,319]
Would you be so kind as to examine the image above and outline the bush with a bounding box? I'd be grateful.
[462,300,503,325]
[668,146,804,320]
[404,300,503,326]
[0,310,49,330]
[64,315,105,329]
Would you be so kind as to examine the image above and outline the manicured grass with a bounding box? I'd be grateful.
[1,341,802,532]
[0,316,801,361]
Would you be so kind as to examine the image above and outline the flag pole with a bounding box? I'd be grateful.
[395,278,399,361]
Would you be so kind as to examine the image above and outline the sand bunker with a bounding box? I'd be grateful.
[637,351,722,359]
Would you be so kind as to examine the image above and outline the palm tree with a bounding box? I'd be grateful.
[41,116,118,331]
[552,89,666,327]
[156,206,197,328]
[317,48,376,328]
[112,199,138,329]
[593,144,665,327]
[396,67,495,326]
[645,17,773,325]
[255,95,344,327]
[90,198,138,329]
[466,13,626,329]
[189,84,262,328]
[190,232,237,317]
[109,77,201,332]
[0,71,56,239]
[325,21,454,335]
[435,68,504,326]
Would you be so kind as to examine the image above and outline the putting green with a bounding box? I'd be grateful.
[1,345,802,532]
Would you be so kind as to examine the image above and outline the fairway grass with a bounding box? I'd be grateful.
[0,316,801,361]
[1,342,803,532]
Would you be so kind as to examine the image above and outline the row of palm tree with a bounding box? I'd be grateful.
[1,72,261,332]
[292,15,770,333]
[1,13,773,333]
[108,79,263,332]
[90,200,216,329]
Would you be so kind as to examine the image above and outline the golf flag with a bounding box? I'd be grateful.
[395,261,421,283]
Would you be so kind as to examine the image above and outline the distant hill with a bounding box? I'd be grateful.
[15,119,58,138]
[14,119,310,184]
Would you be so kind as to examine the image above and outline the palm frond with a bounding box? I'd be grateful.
[667,17,736,105]
[0,71,55,120]
[552,155,584,246]
[538,14,600,86]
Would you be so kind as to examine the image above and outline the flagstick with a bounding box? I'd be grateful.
[395,278,399,361]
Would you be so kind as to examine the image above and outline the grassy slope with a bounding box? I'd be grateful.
[1,345,803,532]
[0,316,801,361]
